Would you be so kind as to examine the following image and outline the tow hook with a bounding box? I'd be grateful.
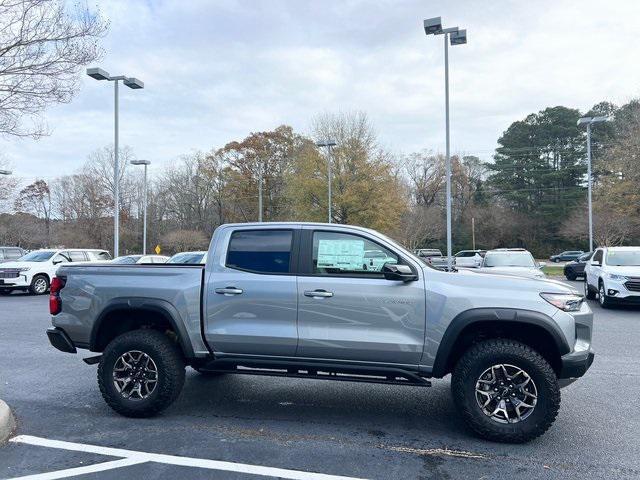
[83,355,102,365]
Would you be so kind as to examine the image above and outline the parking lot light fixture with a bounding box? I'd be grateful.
[130,160,151,254]
[0,169,12,175]
[578,115,609,252]
[316,140,337,223]
[87,67,145,258]
[424,17,468,271]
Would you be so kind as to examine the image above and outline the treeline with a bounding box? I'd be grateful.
[1,103,639,257]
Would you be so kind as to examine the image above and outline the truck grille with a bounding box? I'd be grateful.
[624,277,640,292]
[0,270,20,279]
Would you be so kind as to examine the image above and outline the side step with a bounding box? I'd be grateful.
[197,358,432,388]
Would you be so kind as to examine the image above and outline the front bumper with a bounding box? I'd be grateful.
[46,327,77,354]
[560,347,595,378]
[0,274,30,289]
[603,277,640,301]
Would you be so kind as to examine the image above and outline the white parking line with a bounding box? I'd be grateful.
[9,435,368,480]
[7,458,146,480]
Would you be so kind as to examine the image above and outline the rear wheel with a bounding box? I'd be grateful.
[565,272,577,281]
[98,330,185,417]
[29,275,49,295]
[451,339,560,443]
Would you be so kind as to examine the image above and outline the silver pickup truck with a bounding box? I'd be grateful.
[47,222,594,443]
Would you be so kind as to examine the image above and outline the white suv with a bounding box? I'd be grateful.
[0,248,111,295]
[584,246,640,308]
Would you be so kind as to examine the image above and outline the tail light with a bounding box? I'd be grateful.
[50,276,66,315]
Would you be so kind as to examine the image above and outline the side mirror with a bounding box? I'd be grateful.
[52,260,61,265]
[382,263,418,282]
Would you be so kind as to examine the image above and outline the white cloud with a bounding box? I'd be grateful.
[3,0,639,182]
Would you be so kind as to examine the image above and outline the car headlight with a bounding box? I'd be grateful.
[540,292,584,312]
[607,273,627,281]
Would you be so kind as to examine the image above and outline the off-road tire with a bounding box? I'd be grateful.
[451,339,560,443]
[29,274,49,295]
[98,330,185,417]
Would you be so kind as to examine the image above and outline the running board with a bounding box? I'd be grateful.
[197,358,432,387]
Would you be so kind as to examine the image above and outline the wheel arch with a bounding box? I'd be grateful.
[90,298,195,359]
[431,308,571,378]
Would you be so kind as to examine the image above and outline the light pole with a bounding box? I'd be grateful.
[257,157,263,222]
[316,140,337,223]
[131,160,151,254]
[424,17,467,271]
[577,115,608,252]
[87,67,144,257]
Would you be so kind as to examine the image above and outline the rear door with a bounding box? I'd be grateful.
[204,227,299,356]
[296,227,426,365]
[587,249,603,288]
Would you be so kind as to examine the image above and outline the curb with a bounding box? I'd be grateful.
[0,399,16,444]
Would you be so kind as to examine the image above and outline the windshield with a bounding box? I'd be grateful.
[606,250,640,266]
[484,252,535,268]
[18,251,55,262]
[112,256,141,264]
[167,252,205,264]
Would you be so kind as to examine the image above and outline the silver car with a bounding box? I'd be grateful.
[477,248,546,279]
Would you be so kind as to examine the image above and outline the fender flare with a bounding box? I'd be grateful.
[431,308,571,378]
[90,297,195,358]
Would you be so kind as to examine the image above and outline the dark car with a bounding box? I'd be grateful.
[550,250,584,263]
[563,251,593,280]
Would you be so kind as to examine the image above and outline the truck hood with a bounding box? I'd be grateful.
[455,267,576,294]
[474,266,546,279]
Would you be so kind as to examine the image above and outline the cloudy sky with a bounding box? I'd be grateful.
[3,0,640,182]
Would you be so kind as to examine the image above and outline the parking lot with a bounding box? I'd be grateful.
[1,281,639,480]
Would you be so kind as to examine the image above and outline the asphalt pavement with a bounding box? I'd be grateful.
[1,281,639,479]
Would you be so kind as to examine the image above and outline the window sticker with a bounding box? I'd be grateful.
[317,239,365,270]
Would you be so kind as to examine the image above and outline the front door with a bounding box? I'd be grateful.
[205,228,299,357]
[296,229,426,365]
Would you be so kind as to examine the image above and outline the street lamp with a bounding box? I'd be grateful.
[0,170,12,175]
[130,160,151,254]
[424,17,467,271]
[87,67,144,257]
[316,140,337,223]
[577,115,608,252]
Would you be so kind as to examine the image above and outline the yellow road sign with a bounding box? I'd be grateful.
[154,245,161,255]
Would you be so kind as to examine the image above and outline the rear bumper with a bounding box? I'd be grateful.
[559,347,595,379]
[46,327,77,354]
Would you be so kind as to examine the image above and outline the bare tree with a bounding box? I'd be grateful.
[0,155,18,208]
[14,179,51,244]
[0,0,108,138]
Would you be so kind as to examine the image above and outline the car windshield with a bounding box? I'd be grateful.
[606,250,640,266]
[112,256,141,264]
[167,252,205,264]
[18,251,55,262]
[484,252,535,268]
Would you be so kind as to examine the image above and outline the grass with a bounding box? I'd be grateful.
[541,265,564,277]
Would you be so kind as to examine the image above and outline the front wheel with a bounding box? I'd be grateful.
[565,273,577,281]
[598,281,613,309]
[98,330,185,417]
[584,279,596,300]
[29,274,49,295]
[451,339,560,443]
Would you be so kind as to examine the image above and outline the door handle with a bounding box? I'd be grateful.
[215,287,243,296]
[304,289,333,298]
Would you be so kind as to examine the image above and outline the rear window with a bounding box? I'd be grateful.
[68,251,87,262]
[226,230,293,274]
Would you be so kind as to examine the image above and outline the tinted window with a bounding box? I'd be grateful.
[68,251,87,262]
[226,230,292,274]
[312,231,398,276]
[593,249,603,263]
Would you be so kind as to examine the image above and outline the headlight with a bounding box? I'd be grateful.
[540,292,584,312]
[607,273,627,281]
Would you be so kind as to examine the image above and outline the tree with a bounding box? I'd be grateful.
[0,156,18,208]
[161,229,209,254]
[14,179,51,244]
[0,0,108,138]
[288,112,406,234]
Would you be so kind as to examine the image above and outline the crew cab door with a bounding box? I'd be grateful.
[296,227,426,365]
[203,227,300,356]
